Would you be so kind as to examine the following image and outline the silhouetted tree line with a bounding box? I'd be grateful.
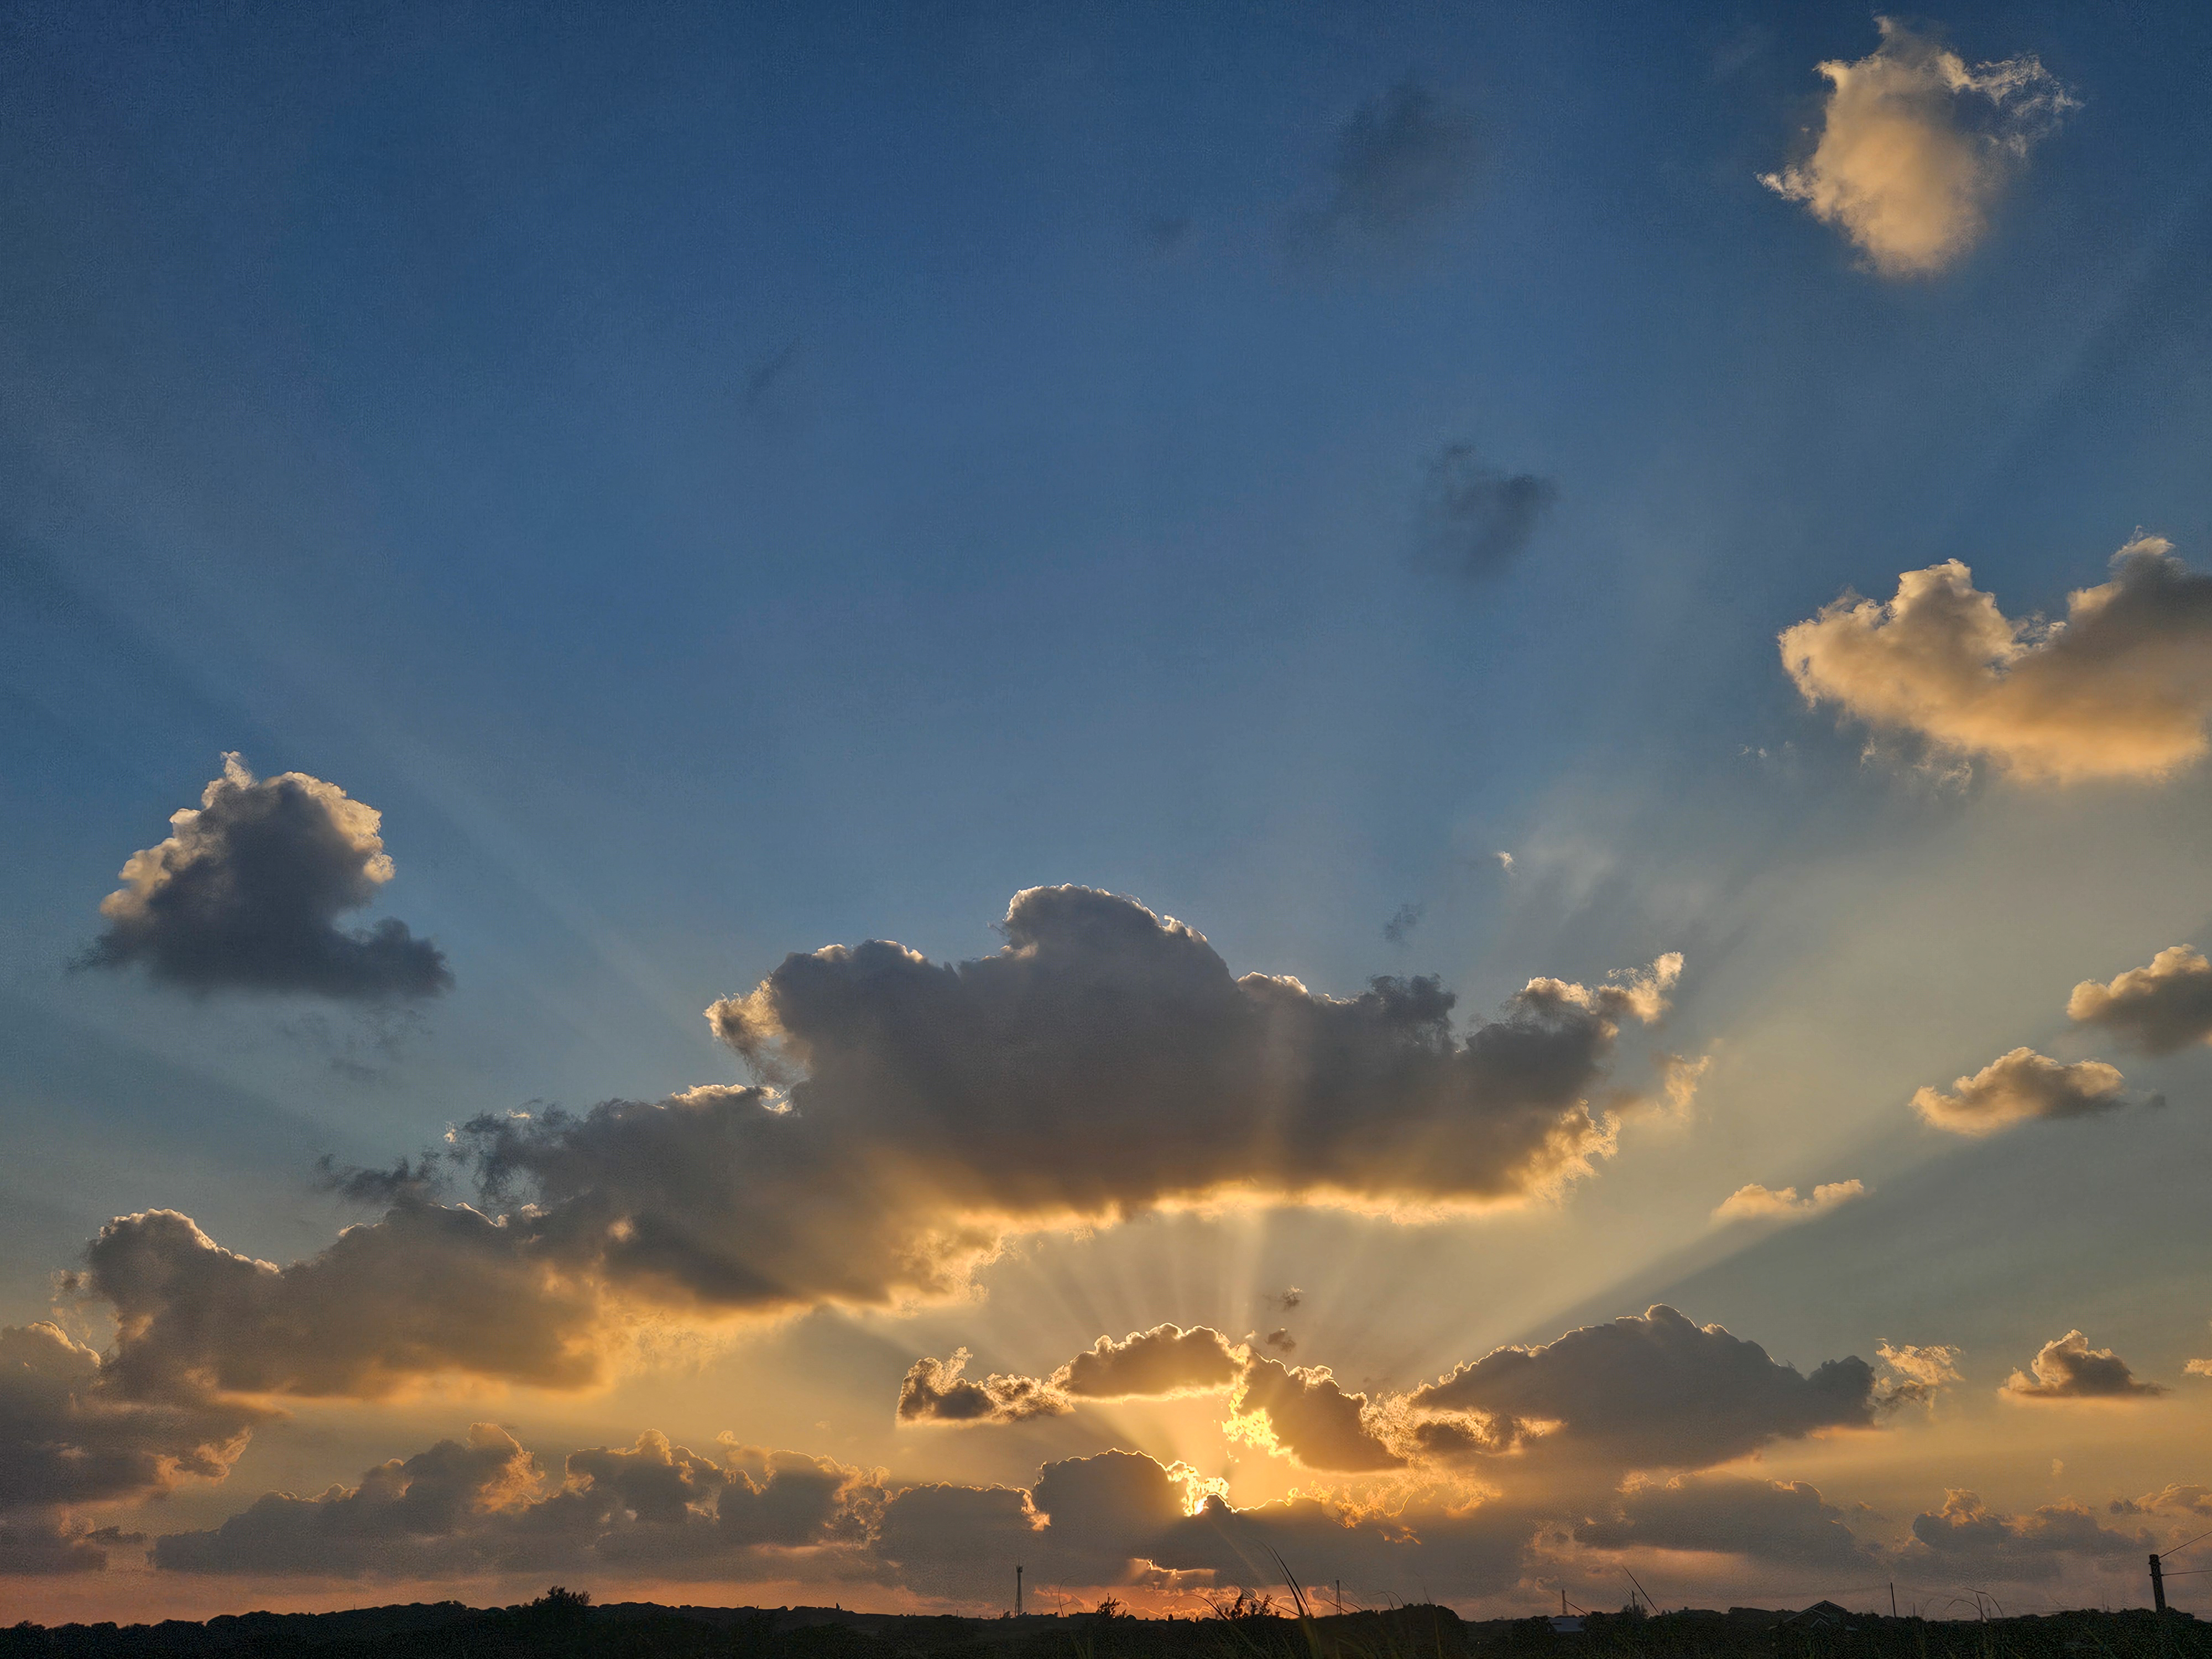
[2,1595,2205,1659]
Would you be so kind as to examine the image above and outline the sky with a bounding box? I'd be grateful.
[5,0,2212,1627]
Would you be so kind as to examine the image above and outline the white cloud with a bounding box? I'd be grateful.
[1911,1048,2129,1136]
[1713,1178,1865,1222]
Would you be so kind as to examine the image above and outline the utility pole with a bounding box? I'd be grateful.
[1888,1584,1897,1619]
[1334,1580,1342,1615]
[1016,1565,1024,1618]
[2151,1553,2167,1614]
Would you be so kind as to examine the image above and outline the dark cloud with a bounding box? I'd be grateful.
[1273,1289,1303,1311]
[1901,1491,2148,1583]
[1573,1475,1873,1569]
[898,1327,1242,1427]
[1781,539,2212,784]
[61,890,1682,1404]
[82,755,449,999]
[0,1321,256,1514]
[896,1352,1071,1426]
[1416,447,1558,581]
[1229,1357,1400,1471]
[0,1518,138,1576]
[154,1426,877,1579]
[1055,1326,1242,1401]
[1406,1305,1878,1470]
[68,1207,602,1400]
[150,1430,1533,1602]
[1297,79,1478,249]
[1382,901,1425,946]
[2069,946,2212,1054]
[2001,1331,2168,1401]
[1264,1329,1296,1355]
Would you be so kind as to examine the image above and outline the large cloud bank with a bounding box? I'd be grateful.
[1780,541,2212,784]
[1761,20,2072,276]
[84,754,449,998]
[57,888,1686,1406]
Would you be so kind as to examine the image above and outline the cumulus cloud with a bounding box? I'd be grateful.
[1761,19,2073,276]
[1416,447,1558,581]
[2001,1331,2168,1401]
[896,1327,1247,1430]
[2069,946,2212,1054]
[895,1351,1071,1426]
[1297,79,1478,249]
[83,754,449,998]
[1574,1474,1872,1568]
[59,890,1682,1404]
[1713,1179,1865,1222]
[0,1517,137,1575]
[0,1321,256,1515]
[1056,1326,1243,1401]
[2113,1484,2212,1517]
[1902,1490,2148,1583]
[154,1425,877,1578]
[1227,1357,1401,1471]
[1911,1048,2131,1136]
[66,1206,603,1401]
[1382,901,1425,946]
[1780,541,2212,784]
[1406,1305,1877,1470]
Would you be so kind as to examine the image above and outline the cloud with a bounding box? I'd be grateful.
[1055,1326,1243,1401]
[1264,1329,1296,1355]
[896,1351,1071,1426]
[1297,79,1478,249]
[1573,1474,1874,1568]
[896,1327,1246,1428]
[2113,1484,2212,1517]
[1780,541,2212,784]
[0,1321,256,1514]
[1713,1179,1865,1222]
[1761,19,2074,276]
[1382,901,1425,946]
[1911,1048,2130,1136]
[2069,946,2212,1054]
[0,1517,137,1576]
[67,1206,603,1400]
[1875,1342,1963,1411]
[1902,1490,2148,1583]
[60,890,1682,1404]
[1406,1305,1877,1470]
[1416,447,1558,580]
[1227,1357,1401,1471]
[2002,1331,2168,1401]
[153,1427,1538,1602]
[153,1425,878,1578]
[82,754,450,998]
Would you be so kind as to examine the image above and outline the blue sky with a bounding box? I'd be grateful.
[5,0,2212,1621]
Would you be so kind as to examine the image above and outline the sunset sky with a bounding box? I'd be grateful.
[7,0,2212,1628]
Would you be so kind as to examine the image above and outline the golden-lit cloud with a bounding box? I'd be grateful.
[2069,946,2212,1053]
[1781,540,2212,783]
[54,888,1691,1408]
[1911,1048,2130,1136]
[1761,19,2073,276]
[1713,1178,1865,1222]
[1225,1357,1401,1472]
[2001,1331,2168,1401]
[82,754,448,998]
